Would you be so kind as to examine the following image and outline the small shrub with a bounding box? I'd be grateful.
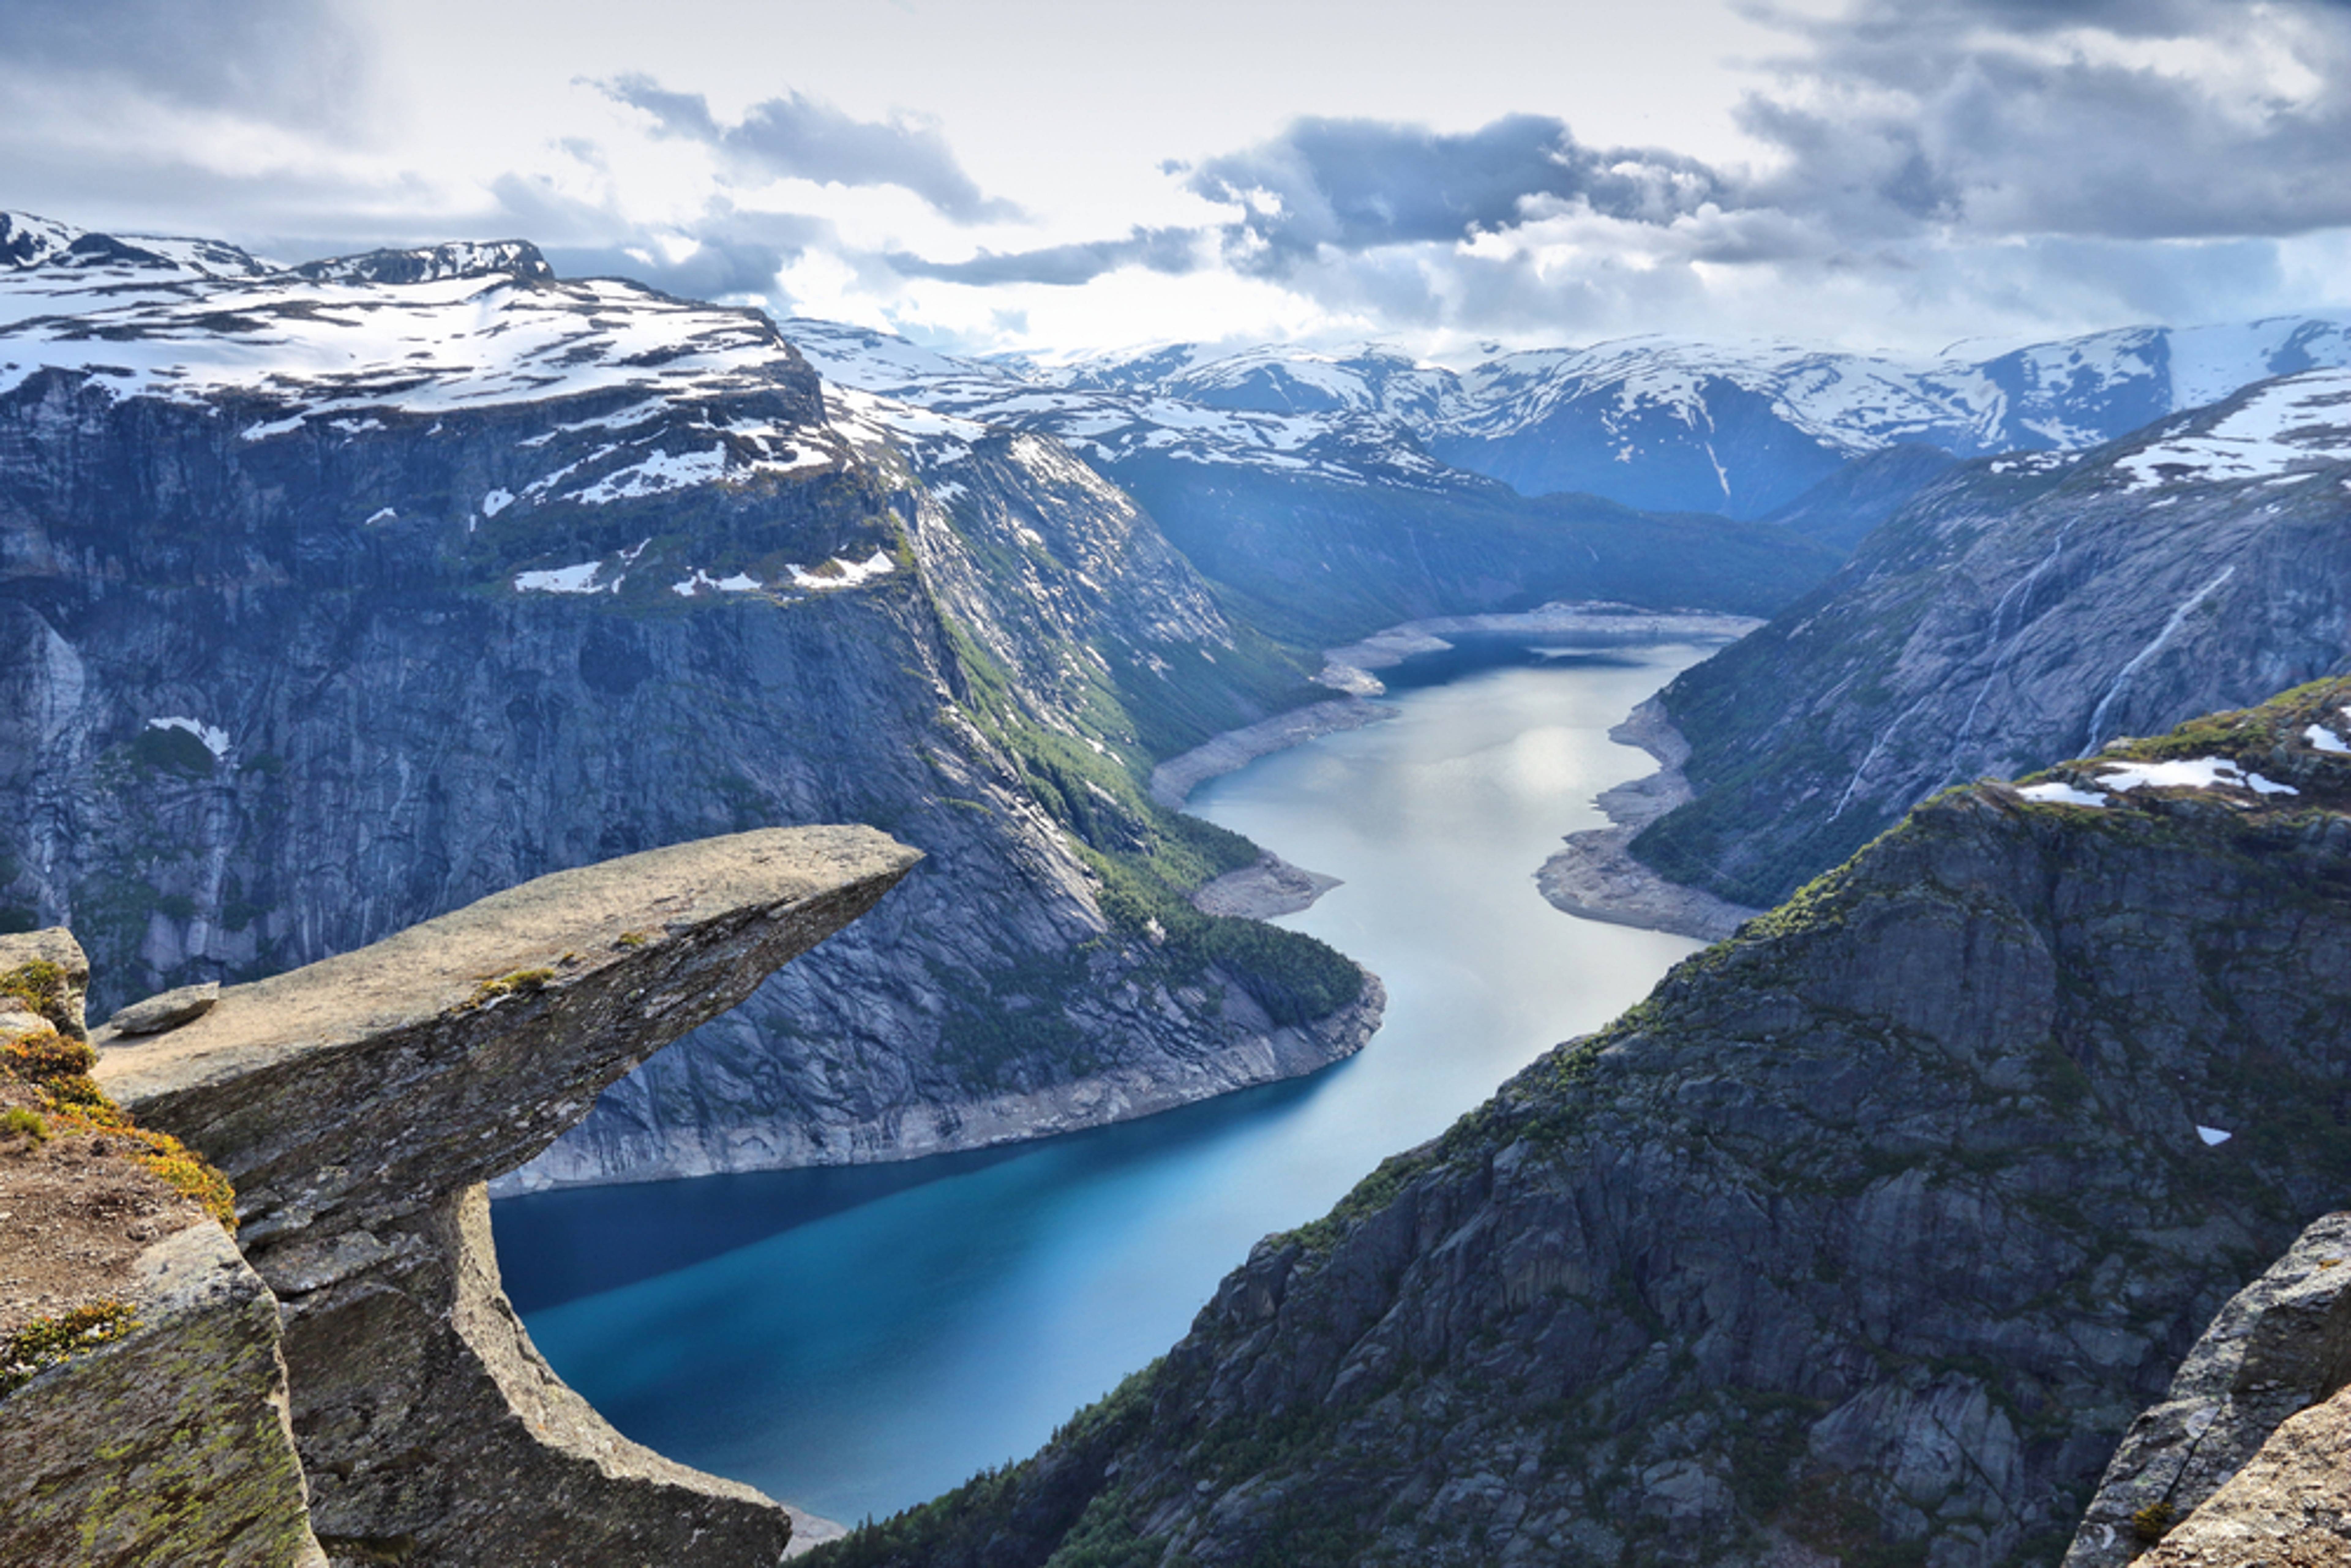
[1,1106,46,1146]
[468,967,557,1007]
[2131,1501,2177,1543]
[0,960,66,1016]
[0,1020,235,1229]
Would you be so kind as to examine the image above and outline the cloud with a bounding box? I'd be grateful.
[0,0,372,132]
[599,75,1018,224]
[861,113,1730,294]
[883,227,1203,286]
[1185,114,1725,271]
[1742,0,2351,241]
[485,174,825,301]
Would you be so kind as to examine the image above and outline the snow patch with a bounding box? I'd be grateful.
[2018,781,2109,807]
[786,549,897,591]
[2115,371,2351,488]
[2091,755,2299,796]
[573,445,729,505]
[671,568,763,596]
[480,487,515,517]
[365,507,398,525]
[514,561,609,594]
[2196,1125,2233,1147]
[147,715,228,757]
[2305,724,2350,755]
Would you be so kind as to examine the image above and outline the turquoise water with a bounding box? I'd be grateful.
[494,642,1713,1525]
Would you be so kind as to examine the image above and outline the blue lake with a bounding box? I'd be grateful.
[493,641,1715,1525]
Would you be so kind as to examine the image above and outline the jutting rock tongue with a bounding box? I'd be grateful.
[92,825,921,1568]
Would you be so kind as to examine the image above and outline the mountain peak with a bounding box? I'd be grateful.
[293,239,554,287]
[0,211,268,279]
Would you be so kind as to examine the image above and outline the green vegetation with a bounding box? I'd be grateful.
[0,958,67,1017]
[810,1363,1165,1568]
[2,1106,48,1146]
[127,724,218,779]
[937,612,1366,1062]
[0,1000,238,1230]
[467,967,558,1008]
[0,1300,140,1399]
[2131,1501,2177,1543]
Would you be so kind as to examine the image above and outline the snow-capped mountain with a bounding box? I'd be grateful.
[1635,364,2351,906]
[786,310,2351,522]
[782,318,1468,495]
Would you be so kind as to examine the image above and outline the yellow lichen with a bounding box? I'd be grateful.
[466,967,559,1008]
[0,1300,140,1398]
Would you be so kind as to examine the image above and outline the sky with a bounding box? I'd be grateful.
[4,0,2351,360]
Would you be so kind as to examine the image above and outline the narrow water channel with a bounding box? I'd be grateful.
[493,639,1719,1525]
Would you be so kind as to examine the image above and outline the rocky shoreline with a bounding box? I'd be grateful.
[1536,695,1764,942]
[1157,603,1764,939]
[1191,853,1343,920]
[1147,698,1400,810]
[497,976,1387,1191]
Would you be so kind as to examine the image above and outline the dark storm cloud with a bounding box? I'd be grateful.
[1185,114,1725,270]
[599,75,1020,224]
[1743,0,2351,240]
[0,0,370,130]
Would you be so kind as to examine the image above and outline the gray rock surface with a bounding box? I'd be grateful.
[0,230,1381,1194]
[103,980,219,1036]
[1192,854,1341,920]
[811,679,2351,1568]
[99,825,920,1568]
[2067,1212,2351,1566]
[2134,1386,2351,1566]
[0,1221,327,1568]
[1637,374,2351,907]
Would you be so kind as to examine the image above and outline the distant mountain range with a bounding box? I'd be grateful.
[786,312,2351,521]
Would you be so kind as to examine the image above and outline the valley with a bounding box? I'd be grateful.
[5,204,2351,1568]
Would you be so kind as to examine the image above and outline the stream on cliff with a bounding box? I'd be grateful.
[493,640,1715,1525]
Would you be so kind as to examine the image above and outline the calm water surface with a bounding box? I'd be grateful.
[495,642,1713,1524]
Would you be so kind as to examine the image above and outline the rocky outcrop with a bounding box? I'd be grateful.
[2,930,323,1568]
[2135,1387,2351,1566]
[0,216,1380,1196]
[1637,372,2351,907]
[811,679,2351,1568]
[2068,1212,2351,1566]
[0,1221,326,1568]
[74,825,920,1567]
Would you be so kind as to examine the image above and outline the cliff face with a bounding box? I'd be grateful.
[1632,370,2351,907]
[814,679,2351,1568]
[4,827,918,1568]
[0,216,1377,1190]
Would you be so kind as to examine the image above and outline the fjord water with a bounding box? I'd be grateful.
[494,642,1713,1525]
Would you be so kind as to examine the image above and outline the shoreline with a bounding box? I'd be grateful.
[1154,602,1764,937]
[1534,695,1762,943]
[1148,697,1400,811]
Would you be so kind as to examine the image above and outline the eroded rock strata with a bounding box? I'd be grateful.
[812,679,2351,1568]
[2068,1210,2351,1566]
[5,825,917,1568]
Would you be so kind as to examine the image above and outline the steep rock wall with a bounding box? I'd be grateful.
[812,679,2351,1568]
